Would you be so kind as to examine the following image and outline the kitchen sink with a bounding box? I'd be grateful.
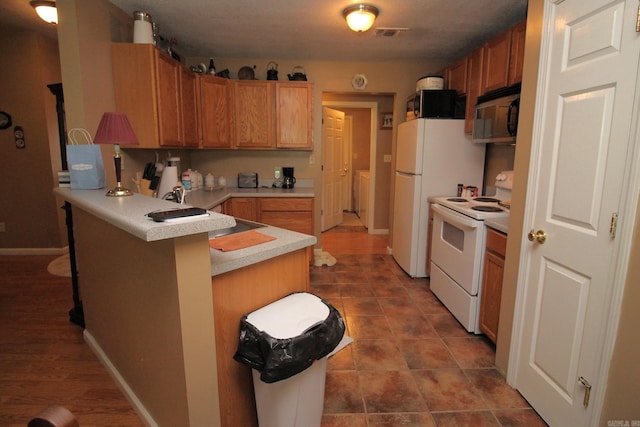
[208,218,266,238]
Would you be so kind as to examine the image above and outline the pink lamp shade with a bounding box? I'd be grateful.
[94,112,138,146]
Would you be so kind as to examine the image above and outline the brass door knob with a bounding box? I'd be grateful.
[528,229,547,244]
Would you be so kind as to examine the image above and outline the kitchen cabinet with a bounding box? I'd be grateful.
[447,57,469,94]
[508,20,527,86]
[233,80,275,149]
[200,75,233,148]
[481,20,526,94]
[111,43,198,148]
[464,46,485,134]
[479,227,507,344]
[259,198,314,235]
[229,197,314,236]
[276,82,313,149]
[227,197,259,221]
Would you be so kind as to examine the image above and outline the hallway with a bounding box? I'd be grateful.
[315,226,547,427]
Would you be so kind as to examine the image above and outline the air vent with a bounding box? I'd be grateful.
[375,27,409,37]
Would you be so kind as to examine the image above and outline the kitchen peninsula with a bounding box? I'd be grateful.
[53,188,316,427]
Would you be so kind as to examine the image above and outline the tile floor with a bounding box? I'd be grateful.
[311,227,548,427]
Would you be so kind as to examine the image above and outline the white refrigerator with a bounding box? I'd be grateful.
[391,119,485,277]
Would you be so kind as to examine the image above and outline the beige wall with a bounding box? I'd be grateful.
[0,29,65,251]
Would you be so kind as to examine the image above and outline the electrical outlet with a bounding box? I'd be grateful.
[384,154,392,163]
[308,153,315,165]
[274,167,281,179]
[0,222,5,232]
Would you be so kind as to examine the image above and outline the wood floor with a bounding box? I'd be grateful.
[0,227,387,426]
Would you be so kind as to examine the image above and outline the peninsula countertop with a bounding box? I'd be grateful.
[54,188,317,277]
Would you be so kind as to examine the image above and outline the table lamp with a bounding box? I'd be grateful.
[94,112,138,196]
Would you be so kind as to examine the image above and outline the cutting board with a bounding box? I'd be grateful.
[209,230,276,252]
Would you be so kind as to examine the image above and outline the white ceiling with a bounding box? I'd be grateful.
[1,1,527,63]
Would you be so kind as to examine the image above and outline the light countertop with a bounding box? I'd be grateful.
[54,187,317,276]
[485,217,509,234]
[186,185,315,209]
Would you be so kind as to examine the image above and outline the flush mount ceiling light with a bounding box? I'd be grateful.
[30,1,58,25]
[342,4,379,32]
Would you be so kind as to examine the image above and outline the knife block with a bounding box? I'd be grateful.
[140,178,154,196]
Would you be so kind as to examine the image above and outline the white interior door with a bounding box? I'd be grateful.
[513,1,640,426]
[322,107,345,231]
[342,117,353,211]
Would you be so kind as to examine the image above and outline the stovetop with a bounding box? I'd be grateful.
[431,196,510,220]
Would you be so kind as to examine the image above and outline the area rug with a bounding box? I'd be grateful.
[47,254,71,278]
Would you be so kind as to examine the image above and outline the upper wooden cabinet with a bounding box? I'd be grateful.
[112,43,198,148]
[276,82,313,149]
[482,21,526,93]
[447,57,469,95]
[465,46,485,134]
[508,20,527,86]
[233,81,275,149]
[200,75,232,148]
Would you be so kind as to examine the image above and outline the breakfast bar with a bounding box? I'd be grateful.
[54,188,316,427]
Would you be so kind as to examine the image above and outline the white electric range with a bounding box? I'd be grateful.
[429,171,513,333]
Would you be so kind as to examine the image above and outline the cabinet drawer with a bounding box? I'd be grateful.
[486,228,507,257]
[260,198,313,212]
[260,212,313,235]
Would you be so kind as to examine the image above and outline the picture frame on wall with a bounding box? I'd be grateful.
[380,112,393,129]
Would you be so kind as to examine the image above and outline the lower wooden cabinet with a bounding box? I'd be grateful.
[225,197,314,236]
[479,227,507,344]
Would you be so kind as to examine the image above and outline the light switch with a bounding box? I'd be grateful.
[384,154,392,163]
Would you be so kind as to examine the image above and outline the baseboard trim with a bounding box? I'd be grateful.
[0,246,69,256]
[84,330,158,427]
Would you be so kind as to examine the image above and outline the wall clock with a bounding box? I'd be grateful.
[351,74,368,90]
[0,111,12,130]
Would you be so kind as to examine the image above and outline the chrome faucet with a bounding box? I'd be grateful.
[162,185,185,204]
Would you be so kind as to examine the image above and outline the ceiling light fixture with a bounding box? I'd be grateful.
[30,1,58,25]
[342,4,379,32]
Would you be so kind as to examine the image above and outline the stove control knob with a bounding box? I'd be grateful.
[528,229,547,244]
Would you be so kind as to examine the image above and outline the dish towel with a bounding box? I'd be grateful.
[209,230,276,251]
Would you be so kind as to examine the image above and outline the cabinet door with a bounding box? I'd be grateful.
[276,82,313,149]
[229,198,259,221]
[465,47,484,134]
[482,30,511,94]
[111,43,160,148]
[155,52,182,147]
[233,81,274,149]
[200,76,233,148]
[448,57,468,95]
[260,198,313,235]
[479,228,507,343]
[508,20,527,86]
[180,68,199,147]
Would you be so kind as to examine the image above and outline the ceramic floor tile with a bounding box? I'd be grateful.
[334,271,370,284]
[371,282,410,298]
[321,414,368,427]
[426,313,472,337]
[411,292,451,315]
[328,344,355,370]
[367,413,436,427]
[398,339,459,369]
[368,270,403,285]
[359,370,428,413]
[378,297,423,316]
[352,340,407,371]
[412,369,487,411]
[443,336,496,368]
[493,408,549,426]
[310,284,342,299]
[345,316,393,340]
[310,271,338,284]
[464,369,531,409]
[386,314,439,340]
[430,410,501,427]
[323,371,364,413]
[340,284,376,298]
[343,297,384,316]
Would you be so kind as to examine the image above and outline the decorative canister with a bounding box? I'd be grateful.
[133,11,154,44]
[416,75,444,91]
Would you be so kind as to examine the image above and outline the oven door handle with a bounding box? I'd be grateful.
[432,204,481,229]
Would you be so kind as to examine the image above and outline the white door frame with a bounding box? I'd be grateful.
[343,116,354,211]
[507,1,640,424]
[323,101,379,234]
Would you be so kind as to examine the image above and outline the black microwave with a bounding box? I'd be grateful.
[406,89,458,120]
[473,84,521,143]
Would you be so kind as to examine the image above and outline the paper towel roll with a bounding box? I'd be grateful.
[157,166,179,198]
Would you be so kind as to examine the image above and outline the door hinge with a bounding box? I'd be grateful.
[578,376,592,407]
[610,213,618,239]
